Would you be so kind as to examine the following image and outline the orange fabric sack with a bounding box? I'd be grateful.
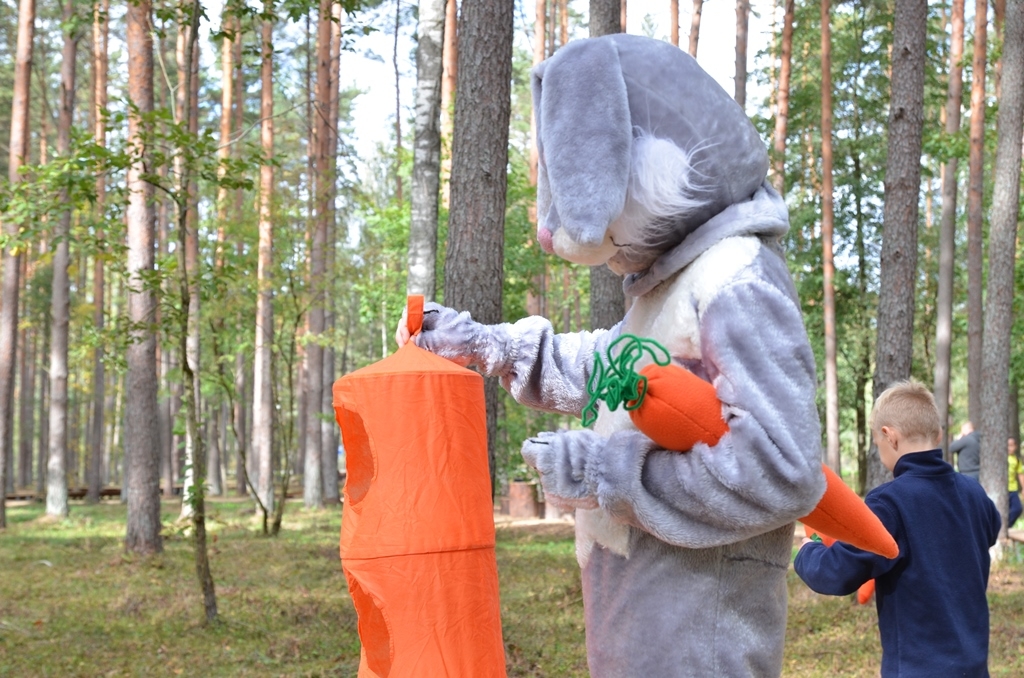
[586,335,897,559]
[333,295,506,677]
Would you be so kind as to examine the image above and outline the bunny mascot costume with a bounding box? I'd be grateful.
[397,35,824,677]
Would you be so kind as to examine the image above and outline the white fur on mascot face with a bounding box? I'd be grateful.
[532,35,769,272]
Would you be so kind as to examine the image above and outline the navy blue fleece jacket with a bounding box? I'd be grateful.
[794,449,1001,677]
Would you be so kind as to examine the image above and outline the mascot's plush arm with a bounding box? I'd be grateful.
[524,257,825,548]
[410,302,618,417]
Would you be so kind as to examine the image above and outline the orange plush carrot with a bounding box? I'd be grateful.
[857,579,876,605]
[586,335,898,559]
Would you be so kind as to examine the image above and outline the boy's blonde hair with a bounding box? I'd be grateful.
[870,379,941,442]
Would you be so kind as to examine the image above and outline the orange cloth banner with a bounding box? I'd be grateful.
[333,295,506,677]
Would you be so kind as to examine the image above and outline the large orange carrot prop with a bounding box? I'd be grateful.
[584,335,898,559]
[333,295,506,678]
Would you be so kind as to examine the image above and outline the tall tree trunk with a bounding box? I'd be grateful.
[979,1,1023,542]
[820,0,839,476]
[322,4,343,504]
[561,0,569,42]
[393,0,403,204]
[17,329,34,489]
[36,316,50,496]
[125,0,163,554]
[526,0,546,318]
[232,27,248,497]
[771,0,794,193]
[688,0,703,58]
[935,0,965,462]
[407,0,446,299]
[89,0,110,504]
[590,0,620,38]
[440,0,458,207]
[734,0,749,108]
[304,0,332,510]
[589,0,625,332]
[253,12,277,518]
[47,0,80,519]
[446,0,514,493]
[0,0,35,529]
[868,0,927,490]
[178,14,202,522]
[670,0,678,46]
[966,0,987,425]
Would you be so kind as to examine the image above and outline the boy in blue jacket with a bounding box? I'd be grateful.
[794,380,1001,677]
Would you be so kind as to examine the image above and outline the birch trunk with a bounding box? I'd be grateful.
[407,0,446,299]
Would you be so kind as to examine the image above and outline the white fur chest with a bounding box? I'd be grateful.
[576,235,763,565]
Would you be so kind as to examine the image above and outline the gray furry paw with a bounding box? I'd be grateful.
[521,429,602,510]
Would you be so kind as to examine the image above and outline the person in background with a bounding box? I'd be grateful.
[950,420,981,480]
[795,380,1000,678]
[1008,437,1022,530]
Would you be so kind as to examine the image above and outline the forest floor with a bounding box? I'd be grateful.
[1,498,1022,677]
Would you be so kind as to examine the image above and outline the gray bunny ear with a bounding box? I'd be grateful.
[531,38,631,247]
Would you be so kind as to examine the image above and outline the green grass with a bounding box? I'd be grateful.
[2,501,1022,677]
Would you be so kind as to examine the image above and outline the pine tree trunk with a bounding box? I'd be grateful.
[88,0,110,505]
[446,0,514,492]
[17,328,34,489]
[588,0,625,332]
[688,0,703,58]
[734,0,749,109]
[0,0,35,529]
[771,0,793,193]
[407,0,446,299]
[820,0,839,476]
[124,0,163,554]
[253,12,276,518]
[440,0,458,207]
[869,0,927,490]
[304,0,331,510]
[966,0,987,425]
[670,0,679,46]
[590,0,620,38]
[935,0,965,462]
[322,6,343,504]
[526,0,546,318]
[978,1,1023,541]
[36,305,49,496]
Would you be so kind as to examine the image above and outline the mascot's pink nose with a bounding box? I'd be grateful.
[538,227,554,253]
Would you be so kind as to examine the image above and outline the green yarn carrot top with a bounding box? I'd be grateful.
[581,334,672,427]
